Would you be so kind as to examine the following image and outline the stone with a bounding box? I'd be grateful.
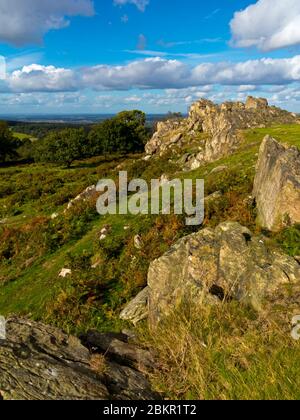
[134,235,143,250]
[253,135,300,231]
[143,155,152,161]
[58,268,72,278]
[82,329,154,370]
[210,165,228,174]
[204,191,223,204]
[120,287,149,325]
[147,222,300,327]
[0,317,158,400]
[159,174,170,185]
[67,185,97,210]
[170,133,182,144]
[245,96,269,110]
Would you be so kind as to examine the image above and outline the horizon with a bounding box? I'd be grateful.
[1,1,300,114]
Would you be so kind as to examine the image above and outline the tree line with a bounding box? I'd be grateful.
[0,110,148,167]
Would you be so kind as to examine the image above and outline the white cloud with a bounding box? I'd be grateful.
[114,0,149,12]
[231,0,300,51]
[8,64,77,92]
[2,55,300,94]
[0,0,94,46]
[81,57,190,90]
[82,56,300,90]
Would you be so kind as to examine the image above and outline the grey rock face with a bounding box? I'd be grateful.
[0,317,158,400]
[145,97,299,166]
[120,287,149,325]
[253,135,300,231]
[146,222,300,327]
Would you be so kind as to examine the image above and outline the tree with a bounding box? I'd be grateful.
[34,128,86,167]
[88,110,148,155]
[0,121,19,162]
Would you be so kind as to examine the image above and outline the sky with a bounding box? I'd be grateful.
[1,0,300,114]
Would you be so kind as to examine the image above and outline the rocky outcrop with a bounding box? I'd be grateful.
[144,222,300,326]
[67,185,97,210]
[145,97,299,168]
[245,96,269,110]
[0,317,158,400]
[253,136,300,231]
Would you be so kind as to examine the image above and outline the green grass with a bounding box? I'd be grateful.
[12,131,37,141]
[139,301,300,400]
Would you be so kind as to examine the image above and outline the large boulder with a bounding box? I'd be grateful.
[147,222,300,327]
[245,96,269,110]
[253,136,300,231]
[0,317,158,400]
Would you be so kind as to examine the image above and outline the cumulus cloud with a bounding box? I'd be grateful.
[81,58,191,90]
[8,64,78,92]
[82,56,300,90]
[2,55,300,93]
[113,0,149,12]
[0,0,94,46]
[230,0,300,51]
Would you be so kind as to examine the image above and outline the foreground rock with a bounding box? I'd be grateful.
[145,97,299,168]
[253,135,300,231]
[0,318,158,400]
[146,222,300,326]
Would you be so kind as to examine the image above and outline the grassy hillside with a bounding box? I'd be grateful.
[1,124,300,399]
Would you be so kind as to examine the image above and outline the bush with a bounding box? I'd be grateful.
[87,110,148,156]
[0,121,19,161]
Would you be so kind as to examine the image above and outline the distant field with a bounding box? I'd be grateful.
[12,131,37,141]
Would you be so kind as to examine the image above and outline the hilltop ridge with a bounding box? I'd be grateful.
[145,96,299,169]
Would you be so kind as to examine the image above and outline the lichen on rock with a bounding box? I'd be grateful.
[253,135,300,231]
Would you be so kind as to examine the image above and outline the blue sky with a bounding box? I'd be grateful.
[1,0,300,114]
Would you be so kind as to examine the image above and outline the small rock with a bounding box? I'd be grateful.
[159,174,169,185]
[59,268,72,278]
[134,235,143,250]
[120,287,149,325]
[170,133,182,144]
[205,191,223,204]
[178,153,191,165]
[210,165,228,174]
[143,155,152,161]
